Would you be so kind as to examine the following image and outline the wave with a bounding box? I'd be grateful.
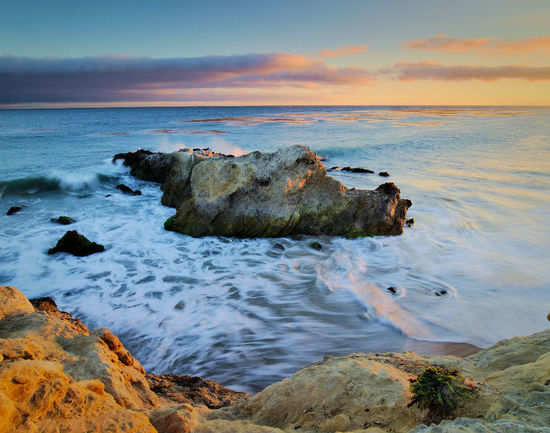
[0,167,123,197]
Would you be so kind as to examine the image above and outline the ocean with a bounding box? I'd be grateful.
[1,106,549,392]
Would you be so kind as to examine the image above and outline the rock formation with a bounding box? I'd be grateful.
[1,285,549,433]
[114,145,412,238]
[47,230,105,256]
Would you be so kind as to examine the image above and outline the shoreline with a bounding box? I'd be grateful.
[2,284,548,433]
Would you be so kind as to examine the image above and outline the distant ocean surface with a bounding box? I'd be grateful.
[1,106,549,392]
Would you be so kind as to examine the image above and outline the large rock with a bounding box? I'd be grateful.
[115,145,412,238]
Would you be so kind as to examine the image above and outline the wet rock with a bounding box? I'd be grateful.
[47,230,105,256]
[406,217,415,227]
[379,171,390,177]
[273,243,285,251]
[6,206,23,215]
[113,149,174,183]
[387,286,398,294]
[309,241,323,251]
[116,183,142,196]
[50,216,75,225]
[341,166,375,174]
[435,290,448,296]
[327,166,340,171]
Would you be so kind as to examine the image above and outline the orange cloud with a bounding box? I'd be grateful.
[405,34,550,55]
[390,61,550,81]
[318,44,368,58]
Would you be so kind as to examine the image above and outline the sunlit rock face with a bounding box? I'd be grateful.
[115,145,412,238]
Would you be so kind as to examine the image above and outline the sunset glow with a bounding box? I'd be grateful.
[1,0,549,107]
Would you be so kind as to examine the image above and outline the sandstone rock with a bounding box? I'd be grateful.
[116,146,412,238]
[58,328,160,410]
[47,230,105,256]
[0,286,34,320]
[0,360,156,433]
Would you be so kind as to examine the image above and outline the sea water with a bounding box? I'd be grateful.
[1,106,549,391]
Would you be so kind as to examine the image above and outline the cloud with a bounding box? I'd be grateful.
[388,61,550,82]
[405,34,492,52]
[318,44,368,58]
[0,53,375,104]
[404,34,550,55]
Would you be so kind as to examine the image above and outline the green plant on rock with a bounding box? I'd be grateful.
[409,366,475,423]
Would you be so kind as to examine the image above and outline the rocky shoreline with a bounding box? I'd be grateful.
[1,285,549,433]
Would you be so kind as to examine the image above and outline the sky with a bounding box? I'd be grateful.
[1,0,550,107]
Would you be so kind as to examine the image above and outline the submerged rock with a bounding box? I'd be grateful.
[341,166,375,174]
[6,206,23,215]
[379,171,391,177]
[116,183,142,196]
[116,145,412,238]
[47,230,105,256]
[50,215,75,225]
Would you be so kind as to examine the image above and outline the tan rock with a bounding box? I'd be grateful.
[0,286,34,320]
[0,360,156,433]
[58,328,160,410]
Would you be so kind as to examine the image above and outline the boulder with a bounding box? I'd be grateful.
[116,146,412,238]
[47,230,104,256]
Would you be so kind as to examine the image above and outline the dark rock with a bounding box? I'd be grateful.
[113,149,174,183]
[435,290,448,297]
[387,287,397,294]
[406,218,415,227]
[309,241,323,251]
[105,194,112,198]
[379,171,390,177]
[328,166,340,171]
[146,373,247,409]
[29,296,59,312]
[341,167,375,174]
[50,216,75,225]
[6,206,23,215]
[273,243,285,251]
[116,184,142,196]
[47,230,105,257]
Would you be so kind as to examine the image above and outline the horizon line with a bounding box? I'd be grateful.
[1,103,549,110]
